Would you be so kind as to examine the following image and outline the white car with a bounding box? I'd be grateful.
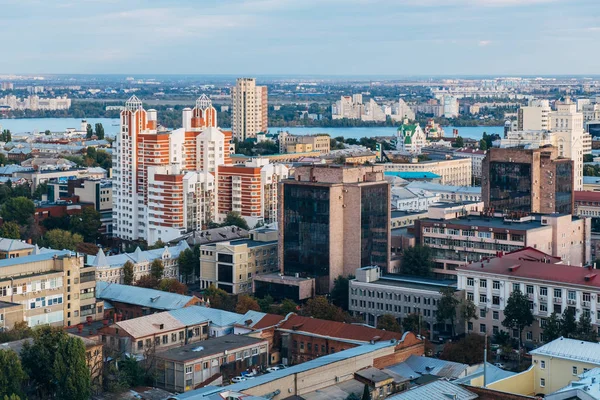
[494,363,506,369]
[266,367,280,373]
[231,376,246,383]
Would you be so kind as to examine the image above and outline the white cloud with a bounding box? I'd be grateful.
[478,40,492,46]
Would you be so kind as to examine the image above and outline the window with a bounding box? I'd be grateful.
[526,285,534,295]
[513,283,521,292]
[493,281,500,290]
[467,292,474,301]
[540,378,545,387]
[162,335,168,344]
[185,366,193,374]
[540,287,548,296]
[137,340,143,350]
[468,322,473,331]
[583,292,591,302]
[540,360,546,369]
[527,331,533,340]
[568,290,576,301]
[573,366,578,375]
[179,331,184,341]
[493,296,500,305]
[479,294,487,303]
[467,277,474,287]
[493,311,499,320]
[171,333,177,342]
[493,326,499,334]
[554,288,562,298]
[300,342,304,350]
[479,309,486,318]
[480,324,487,333]
[540,303,548,312]
[480,279,487,288]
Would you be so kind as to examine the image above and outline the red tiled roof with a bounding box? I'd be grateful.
[574,191,600,202]
[503,247,562,263]
[252,314,285,330]
[278,315,403,342]
[457,257,599,288]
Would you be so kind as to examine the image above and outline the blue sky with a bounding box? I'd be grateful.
[1,0,599,76]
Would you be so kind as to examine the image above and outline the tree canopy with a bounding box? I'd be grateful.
[178,248,196,283]
[0,222,21,239]
[401,245,434,277]
[0,197,35,225]
[69,207,102,243]
[123,261,135,285]
[331,275,352,311]
[502,290,534,346]
[437,287,460,336]
[150,259,164,280]
[42,229,83,251]
[377,314,402,333]
[300,296,351,322]
[221,212,250,230]
[0,349,27,399]
[235,295,261,314]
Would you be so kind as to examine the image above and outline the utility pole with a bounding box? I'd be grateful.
[483,334,488,387]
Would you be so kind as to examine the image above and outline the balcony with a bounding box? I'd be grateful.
[554,297,562,304]
[567,299,577,306]
[539,295,547,302]
[536,310,548,317]
[583,300,591,308]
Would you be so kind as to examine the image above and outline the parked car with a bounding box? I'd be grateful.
[277,364,287,369]
[231,376,246,383]
[266,367,280,373]
[494,363,506,369]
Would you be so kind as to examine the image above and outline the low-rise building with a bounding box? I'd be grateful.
[0,238,35,259]
[416,212,590,277]
[391,187,440,212]
[457,249,600,343]
[155,335,270,392]
[390,210,428,230]
[0,250,103,328]
[453,148,486,184]
[253,273,315,302]
[95,281,202,321]
[349,266,463,339]
[198,228,278,294]
[404,182,481,203]
[584,176,600,192]
[546,367,600,399]
[88,241,190,284]
[278,132,330,154]
[0,300,24,330]
[383,158,472,186]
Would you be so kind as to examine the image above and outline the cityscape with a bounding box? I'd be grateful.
[1,1,600,400]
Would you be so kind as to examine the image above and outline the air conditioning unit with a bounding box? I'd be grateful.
[44,308,51,313]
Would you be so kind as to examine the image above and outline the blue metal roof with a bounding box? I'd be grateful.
[96,281,195,310]
[0,250,71,269]
[169,306,242,327]
[387,380,477,400]
[385,171,441,179]
[454,362,515,385]
[173,340,398,399]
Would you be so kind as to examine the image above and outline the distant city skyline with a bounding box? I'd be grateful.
[1,0,599,75]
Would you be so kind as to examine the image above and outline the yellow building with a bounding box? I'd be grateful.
[488,337,600,396]
[0,250,103,328]
[0,238,35,259]
[383,158,472,186]
[199,227,278,294]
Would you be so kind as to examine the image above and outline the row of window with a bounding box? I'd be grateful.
[466,278,587,301]
[350,289,437,305]
[424,227,524,242]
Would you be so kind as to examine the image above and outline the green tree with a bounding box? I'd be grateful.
[178,248,195,284]
[192,245,201,278]
[0,197,35,225]
[577,312,597,342]
[4,394,22,400]
[440,333,489,365]
[402,313,423,334]
[86,123,93,138]
[44,129,51,136]
[148,239,166,250]
[453,136,464,148]
[502,290,534,354]
[300,296,348,322]
[204,284,236,312]
[32,181,48,200]
[119,355,145,386]
[221,212,249,230]
[544,312,563,342]
[135,275,159,289]
[69,207,102,243]
[123,260,135,285]
[479,138,488,150]
[0,222,21,239]
[459,297,478,329]
[42,229,83,251]
[437,287,460,336]
[279,298,298,315]
[157,278,188,295]
[94,123,105,140]
[0,349,27,399]
[150,259,164,280]
[258,295,274,313]
[235,295,260,314]
[1,129,12,142]
[561,307,578,338]
[21,326,90,400]
[376,314,402,333]
[331,275,353,311]
[400,245,434,277]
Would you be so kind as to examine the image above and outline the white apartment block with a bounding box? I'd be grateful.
[231,78,268,141]
[457,249,600,343]
[443,95,459,118]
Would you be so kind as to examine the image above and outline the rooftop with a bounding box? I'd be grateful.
[0,250,71,269]
[0,238,35,252]
[405,181,481,194]
[87,240,190,269]
[549,367,600,399]
[115,312,189,338]
[385,171,441,179]
[201,239,277,249]
[457,254,600,288]
[169,306,240,327]
[155,335,266,363]
[96,281,197,311]
[391,210,428,219]
[358,275,458,293]
[385,355,468,380]
[387,380,477,400]
[575,190,600,202]
[421,214,546,230]
[278,314,403,343]
[530,337,600,364]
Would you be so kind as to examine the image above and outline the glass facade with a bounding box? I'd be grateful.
[489,162,532,211]
[283,184,330,289]
[555,162,573,214]
[360,184,389,267]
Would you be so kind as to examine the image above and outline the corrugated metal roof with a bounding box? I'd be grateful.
[454,362,515,385]
[116,312,184,338]
[96,281,195,310]
[387,380,477,400]
[530,337,600,364]
[0,250,71,269]
[87,241,190,268]
[168,306,212,326]
[0,238,35,252]
[169,305,241,327]
[173,340,398,399]
[403,355,468,379]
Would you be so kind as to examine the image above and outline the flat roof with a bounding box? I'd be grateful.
[0,300,21,309]
[156,335,266,363]
[356,275,457,292]
[391,210,428,218]
[428,201,482,209]
[201,239,277,249]
[420,215,546,230]
[530,337,600,364]
[0,250,71,269]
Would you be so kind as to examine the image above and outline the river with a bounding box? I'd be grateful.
[0,117,503,140]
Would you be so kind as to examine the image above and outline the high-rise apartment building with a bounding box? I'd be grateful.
[443,95,459,118]
[517,99,551,131]
[113,95,231,244]
[482,146,574,214]
[231,78,268,141]
[217,159,288,227]
[279,165,390,294]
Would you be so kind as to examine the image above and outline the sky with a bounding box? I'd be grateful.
[1,0,599,76]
